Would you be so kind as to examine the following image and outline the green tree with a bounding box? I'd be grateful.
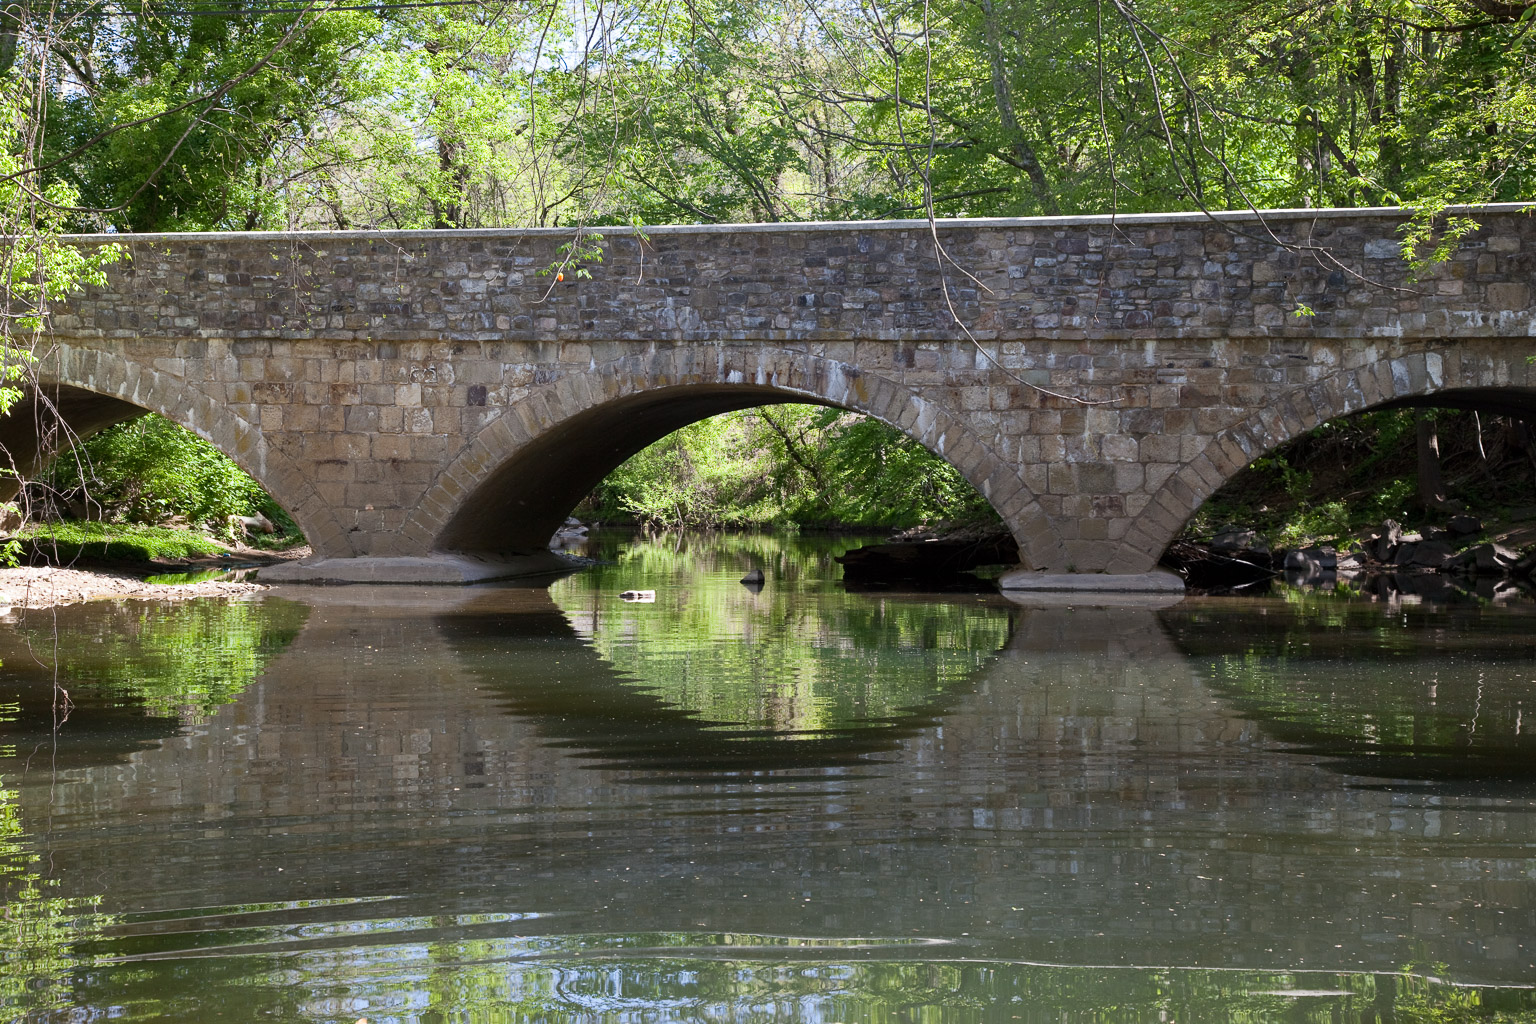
[584,405,999,530]
[44,1,382,231]
[40,413,280,535]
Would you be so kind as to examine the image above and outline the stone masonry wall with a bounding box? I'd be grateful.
[40,204,1536,573]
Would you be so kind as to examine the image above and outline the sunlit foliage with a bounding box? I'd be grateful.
[583,404,999,529]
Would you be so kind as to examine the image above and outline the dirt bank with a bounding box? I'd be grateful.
[0,566,267,609]
[0,545,311,610]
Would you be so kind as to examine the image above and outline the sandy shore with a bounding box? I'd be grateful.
[0,566,269,609]
[0,545,313,610]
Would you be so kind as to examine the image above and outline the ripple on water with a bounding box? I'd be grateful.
[3,532,1536,1021]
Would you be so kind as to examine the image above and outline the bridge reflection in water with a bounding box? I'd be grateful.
[1,543,1534,1018]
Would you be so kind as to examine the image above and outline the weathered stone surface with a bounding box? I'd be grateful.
[1370,520,1404,562]
[1399,539,1455,569]
[997,568,1187,593]
[9,203,1535,583]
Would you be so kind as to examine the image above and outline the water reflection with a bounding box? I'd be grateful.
[0,535,1534,1021]
[500,531,1016,771]
[1166,593,1536,782]
[0,597,308,721]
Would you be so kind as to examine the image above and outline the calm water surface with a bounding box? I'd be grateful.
[2,531,1535,1022]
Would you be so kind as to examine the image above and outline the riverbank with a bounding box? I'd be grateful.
[0,545,310,610]
[0,566,267,609]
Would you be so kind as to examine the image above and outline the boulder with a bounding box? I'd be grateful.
[1446,514,1483,537]
[1370,519,1403,562]
[1211,525,1267,556]
[1402,539,1454,569]
[836,532,1020,584]
[1450,542,1519,576]
[1284,567,1336,588]
[1284,545,1337,574]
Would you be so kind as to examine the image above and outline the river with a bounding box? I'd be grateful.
[2,531,1534,1022]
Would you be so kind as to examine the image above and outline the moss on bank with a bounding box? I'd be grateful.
[16,522,224,564]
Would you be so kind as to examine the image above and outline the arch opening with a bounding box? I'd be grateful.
[1,383,306,552]
[432,383,1012,561]
[1166,392,1536,590]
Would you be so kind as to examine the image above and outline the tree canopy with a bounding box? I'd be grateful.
[0,0,1527,234]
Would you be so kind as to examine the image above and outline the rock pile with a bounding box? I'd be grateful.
[1167,516,1536,598]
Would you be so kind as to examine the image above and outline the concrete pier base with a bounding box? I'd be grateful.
[258,551,581,585]
[997,567,1187,594]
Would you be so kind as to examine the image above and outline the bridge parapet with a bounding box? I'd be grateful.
[51,205,1536,346]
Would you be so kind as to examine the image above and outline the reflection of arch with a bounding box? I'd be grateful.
[400,347,1066,570]
[1162,599,1536,784]
[1118,350,1536,572]
[7,349,346,554]
[444,587,1004,775]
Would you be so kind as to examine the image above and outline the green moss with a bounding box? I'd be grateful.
[17,521,223,563]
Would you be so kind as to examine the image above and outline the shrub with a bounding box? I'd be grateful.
[39,414,277,538]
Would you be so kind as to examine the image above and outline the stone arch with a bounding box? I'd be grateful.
[14,344,350,556]
[400,344,1067,569]
[1115,345,1536,572]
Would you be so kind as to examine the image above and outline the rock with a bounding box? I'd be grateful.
[740,568,765,585]
[836,532,1020,584]
[1451,542,1519,576]
[1284,546,1328,572]
[231,512,276,536]
[1404,539,1454,569]
[549,517,590,551]
[1370,520,1403,562]
[1282,545,1337,586]
[1284,567,1336,588]
[1446,514,1483,537]
[1515,551,1536,578]
[1211,526,1267,556]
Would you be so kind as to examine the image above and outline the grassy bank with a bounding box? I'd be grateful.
[16,522,225,564]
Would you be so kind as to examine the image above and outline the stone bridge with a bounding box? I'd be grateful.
[9,203,1536,587]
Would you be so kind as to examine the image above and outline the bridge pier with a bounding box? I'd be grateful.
[20,205,1534,588]
[997,568,1187,594]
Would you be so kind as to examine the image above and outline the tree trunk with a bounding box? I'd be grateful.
[1416,409,1446,509]
[979,0,1058,214]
